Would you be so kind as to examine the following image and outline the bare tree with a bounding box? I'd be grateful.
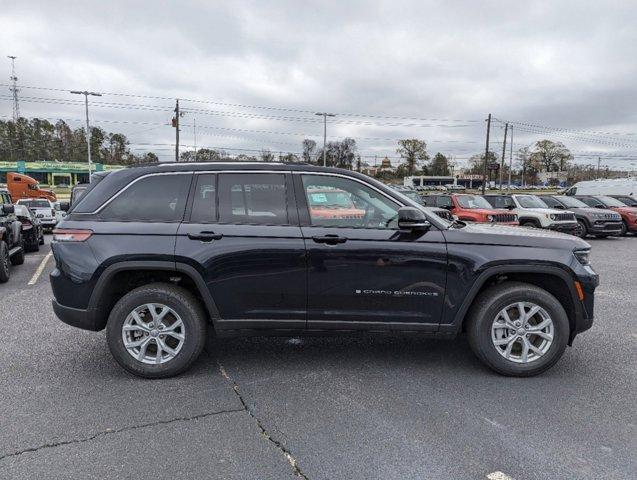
[396,139,429,175]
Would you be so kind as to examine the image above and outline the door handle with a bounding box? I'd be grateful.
[187,231,223,242]
[312,235,347,244]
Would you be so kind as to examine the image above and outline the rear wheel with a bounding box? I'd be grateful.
[0,241,9,283]
[106,283,207,378]
[466,282,569,376]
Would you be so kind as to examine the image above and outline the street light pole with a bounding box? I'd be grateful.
[315,112,335,167]
[70,90,102,182]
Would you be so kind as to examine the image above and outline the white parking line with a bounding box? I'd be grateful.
[487,472,515,480]
[28,251,52,286]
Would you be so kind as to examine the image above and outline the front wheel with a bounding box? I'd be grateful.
[620,221,628,236]
[0,241,9,283]
[466,282,569,376]
[106,283,208,378]
[574,220,587,238]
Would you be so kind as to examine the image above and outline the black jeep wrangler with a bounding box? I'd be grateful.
[51,163,598,378]
[0,188,24,282]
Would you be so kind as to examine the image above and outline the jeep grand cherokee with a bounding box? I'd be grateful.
[51,163,598,378]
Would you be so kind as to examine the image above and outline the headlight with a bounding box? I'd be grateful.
[550,214,557,220]
[486,215,494,222]
[573,249,590,266]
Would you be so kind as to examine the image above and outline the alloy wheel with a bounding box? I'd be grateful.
[122,303,185,365]
[491,302,554,364]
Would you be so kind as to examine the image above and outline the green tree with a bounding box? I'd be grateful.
[429,152,450,176]
[530,140,572,172]
[396,139,429,176]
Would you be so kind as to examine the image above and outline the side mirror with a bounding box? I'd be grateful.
[59,201,70,212]
[506,204,515,210]
[398,207,431,231]
[2,204,15,215]
[442,204,453,210]
[554,204,565,210]
[594,204,605,209]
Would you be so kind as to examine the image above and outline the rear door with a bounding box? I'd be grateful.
[295,173,448,331]
[175,171,306,331]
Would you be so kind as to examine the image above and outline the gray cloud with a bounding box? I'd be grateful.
[1,0,636,168]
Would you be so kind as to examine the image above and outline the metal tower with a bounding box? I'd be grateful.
[7,55,20,122]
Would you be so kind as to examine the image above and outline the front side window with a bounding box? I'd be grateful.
[99,174,191,222]
[596,196,626,208]
[218,173,288,225]
[301,175,399,229]
[436,196,453,208]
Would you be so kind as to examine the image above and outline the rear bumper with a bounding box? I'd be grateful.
[52,299,103,331]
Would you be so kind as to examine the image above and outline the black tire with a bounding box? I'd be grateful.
[595,234,609,239]
[106,283,207,379]
[39,233,45,245]
[620,221,628,236]
[10,238,24,265]
[466,281,569,377]
[0,241,9,283]
[521,220,539,228]
[574,220,587,239]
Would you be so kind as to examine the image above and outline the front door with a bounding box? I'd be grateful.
[295,173,448,331]
[175,172,307,331]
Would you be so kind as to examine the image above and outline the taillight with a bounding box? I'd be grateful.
[52,228,93,242]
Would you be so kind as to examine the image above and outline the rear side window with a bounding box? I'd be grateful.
[218,173,288,225]
[485,196,514,209]
[190,174,217,223]
[99,174,191,222]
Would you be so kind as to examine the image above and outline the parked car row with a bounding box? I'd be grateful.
[390,187,637,239]
[0,189,58,282]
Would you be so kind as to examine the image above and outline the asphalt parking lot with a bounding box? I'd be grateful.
[0,235,635,480]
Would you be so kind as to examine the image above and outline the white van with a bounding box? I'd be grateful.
[564,178,637,197]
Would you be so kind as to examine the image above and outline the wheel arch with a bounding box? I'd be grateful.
[88,261,221,331]
[450,265,582,344]
[518,217,541,227]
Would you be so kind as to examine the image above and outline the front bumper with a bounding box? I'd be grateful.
[52,299,103,331]
[570,265,599,343]
[588,220,622,235]
[548,222,578,234]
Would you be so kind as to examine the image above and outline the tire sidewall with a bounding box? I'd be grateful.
[0,241,9,282]
[470,286,569,376]
[106,285,206,378]
[576,220,587,238]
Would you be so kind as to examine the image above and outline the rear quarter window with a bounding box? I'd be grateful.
[98,174,192,222]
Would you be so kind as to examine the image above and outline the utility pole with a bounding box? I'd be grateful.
[508,125,513,193]
[597,156,601,179]
[481,113,491,194]
[499,122,508,190]
[315,112,335,167]
[173,99,180,162]
[70,90,102,182]
[7,56,20,122]
[193,117,197,160]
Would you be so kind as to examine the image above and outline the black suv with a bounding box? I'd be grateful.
[0,188,25,282]
[51,163,598,378]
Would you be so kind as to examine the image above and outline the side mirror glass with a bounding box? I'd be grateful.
[59,201,70,212]
[595,204,605,209]
[506,204,515,210]
[398,206,431,231]
[2,204,15,215]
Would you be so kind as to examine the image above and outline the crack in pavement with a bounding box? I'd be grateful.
[217,362,310,480]
[0,408,243,462]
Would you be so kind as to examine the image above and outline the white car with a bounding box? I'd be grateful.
[16,198,57,231]
[53,202,67,224]
[483,194,578,234]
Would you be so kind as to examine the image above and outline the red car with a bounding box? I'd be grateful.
[576,195,637,235]
[306,188,365,220]
[424,194,519,225]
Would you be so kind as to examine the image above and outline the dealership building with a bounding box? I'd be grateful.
[0,160,123,186]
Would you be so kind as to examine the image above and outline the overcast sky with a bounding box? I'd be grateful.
[1,0,636,169]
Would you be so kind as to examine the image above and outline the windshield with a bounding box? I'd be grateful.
[597,196,627,207]
[516,195,549,208]
[456,195,493,209]
[18,199,50,208]
[555,196,588,208]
